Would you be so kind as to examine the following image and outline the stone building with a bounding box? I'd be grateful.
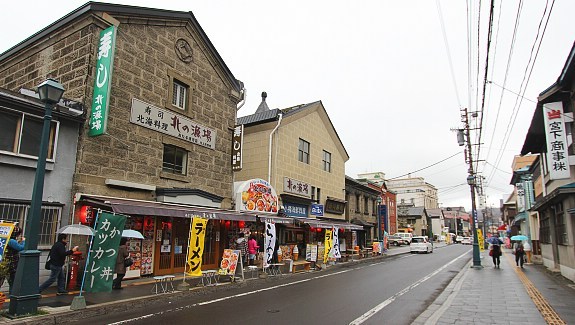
[0,2,248,277]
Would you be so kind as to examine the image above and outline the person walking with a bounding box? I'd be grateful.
[236,233,248,265]
[514,241,526,268]
[39,234,78,295]
[248,235,259,266]
[113,237,129,290]
[523,240,532,264]
[5,226,25,295]
[490,234,503,268]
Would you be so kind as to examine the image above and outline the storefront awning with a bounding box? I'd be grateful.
[79,194,257,222]
[301,218,364,231]
[258,215,294,224]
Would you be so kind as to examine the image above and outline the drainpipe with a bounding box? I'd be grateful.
[268,113,283,183]
[236,87,246,110]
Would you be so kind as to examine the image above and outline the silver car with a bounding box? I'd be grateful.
[410,236,434,254]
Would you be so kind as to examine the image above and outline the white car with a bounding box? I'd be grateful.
[410,236,434,254]
[461,237,472,245]
[394,233,413,244]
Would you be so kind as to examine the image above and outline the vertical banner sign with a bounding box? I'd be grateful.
[86,212,126,292]
[543,102,571,180]
[323,229,333,264]
[264,222,276,268]
[477,229,484,252]
[0,223,15,262]
[88,25,117,137]
[186,217,207,276]
[331,227,341,258]
[231,125,243,171]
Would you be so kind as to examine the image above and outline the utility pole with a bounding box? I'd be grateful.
[460,108,482,268]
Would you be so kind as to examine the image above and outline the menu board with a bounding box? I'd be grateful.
[317,243,325,264]
[306,244,318,262]
[218,249,240,276]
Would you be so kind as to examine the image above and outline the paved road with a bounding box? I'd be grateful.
[89,245,472,325]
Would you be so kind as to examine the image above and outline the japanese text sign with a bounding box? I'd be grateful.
[323,229,332,264]
[264,222,276,268]
[283,177,311,198]
[130,98,216,149]
[232,125,243,171]
[86,212,126,292]
[331,227,341,258]
[89,25,116,137]
[0,223,15,263]
[543,102,571,180]
[186,217,207,276]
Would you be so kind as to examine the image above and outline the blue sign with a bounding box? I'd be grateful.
[283,203,308,217]
[311,204,324,216]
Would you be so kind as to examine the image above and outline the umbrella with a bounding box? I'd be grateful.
[511,235,528,241]
[57,224,95,236]
[487,237,503,245]
[122,229,144,239]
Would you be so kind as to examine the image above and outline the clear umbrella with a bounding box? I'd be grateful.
[57,224,95,236]
[121,229,144,239]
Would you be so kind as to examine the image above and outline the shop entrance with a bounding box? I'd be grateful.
[154,217,190,275]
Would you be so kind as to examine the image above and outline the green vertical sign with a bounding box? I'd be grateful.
[88,25,116,137]
[85,212,126,293]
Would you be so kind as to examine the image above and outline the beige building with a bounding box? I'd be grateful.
[236,93,358,251]
[385,176,438,209]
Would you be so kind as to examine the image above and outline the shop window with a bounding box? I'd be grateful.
[162,144,187,174]
[0,107,58,161]
[298,138,310,164]
[540,211,550,244]
[322,150,331,172]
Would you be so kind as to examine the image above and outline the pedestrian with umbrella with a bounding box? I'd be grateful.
[487,234,503,268]
[511,235,528,268]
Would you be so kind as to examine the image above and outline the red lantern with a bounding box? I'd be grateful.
[310,227,315,232]
[225,220,231,229]
[238,221,245,228]
[316,228,322,233]
[340,228,345,233]
[78,206,89,224]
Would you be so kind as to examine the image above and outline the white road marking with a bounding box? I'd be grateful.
[348,251,469,325]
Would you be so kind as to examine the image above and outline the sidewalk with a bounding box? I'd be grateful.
[413,247,575,325]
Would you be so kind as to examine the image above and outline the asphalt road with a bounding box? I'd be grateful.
[94,245,472,325]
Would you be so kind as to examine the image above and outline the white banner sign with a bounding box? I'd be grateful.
[331,227,341,258]
[130,98,216,149]
[543,102,570,180]
[264,222,276,268]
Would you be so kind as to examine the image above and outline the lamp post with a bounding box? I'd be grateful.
[376,197,382,241]
[9,79,64,317]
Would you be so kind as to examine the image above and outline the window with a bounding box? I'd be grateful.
[372,200,377,216]
[0,108,58,160]
[322,150,331,172]
[311,186,316,202]
[298,139,310,164]
[0,202,60,248]
[317,188,321,203]
[540,211,550,244]
[162,144,187,174]
[355,194,361,213]
[364,197,369,215]
[172,80,188,110]
[554,203,567,245]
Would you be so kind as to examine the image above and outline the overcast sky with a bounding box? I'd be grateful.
[1,1,574,211]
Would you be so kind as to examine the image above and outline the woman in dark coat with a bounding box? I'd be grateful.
[113,238,129,289]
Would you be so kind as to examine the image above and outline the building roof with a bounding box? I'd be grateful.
[522,41,575,155]
[426,208,443,218]
[398,206,426,218]
[0,2,242,92]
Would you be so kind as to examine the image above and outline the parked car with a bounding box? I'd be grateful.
[410,236,434,254]
[388,235,408,246]
[394,232,413,244]
[455,235,463,243]
[461,237,472,245]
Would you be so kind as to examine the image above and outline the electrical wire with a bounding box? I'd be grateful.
[387,151,463,181]
[436,0,462,108]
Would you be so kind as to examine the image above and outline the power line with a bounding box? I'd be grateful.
[436,0,462,108]
[388,151,463,180]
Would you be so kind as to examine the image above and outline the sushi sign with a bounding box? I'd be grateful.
[543,102,571,180]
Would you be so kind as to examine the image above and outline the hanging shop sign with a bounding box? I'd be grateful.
[186,217,208,276]
[283,202,308,217]
[264,222,276,268]
[0,223,15,262]
[89,25,117,137]
[231,125,243,171]
[311,204,324,216]
[235,179,279,213]
[283,177,311,198]
[130,98,216,149]
[86,212,126,292]
[543,102,571,180]
[325,197,345,215]
[323,229,332,264]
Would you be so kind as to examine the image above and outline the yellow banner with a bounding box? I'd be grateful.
[0,223,15,263]
[323,229,332,264]
[186,217,208,276]
[477,229,484,252]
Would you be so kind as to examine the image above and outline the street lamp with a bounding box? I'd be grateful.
[9,78,64,317]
